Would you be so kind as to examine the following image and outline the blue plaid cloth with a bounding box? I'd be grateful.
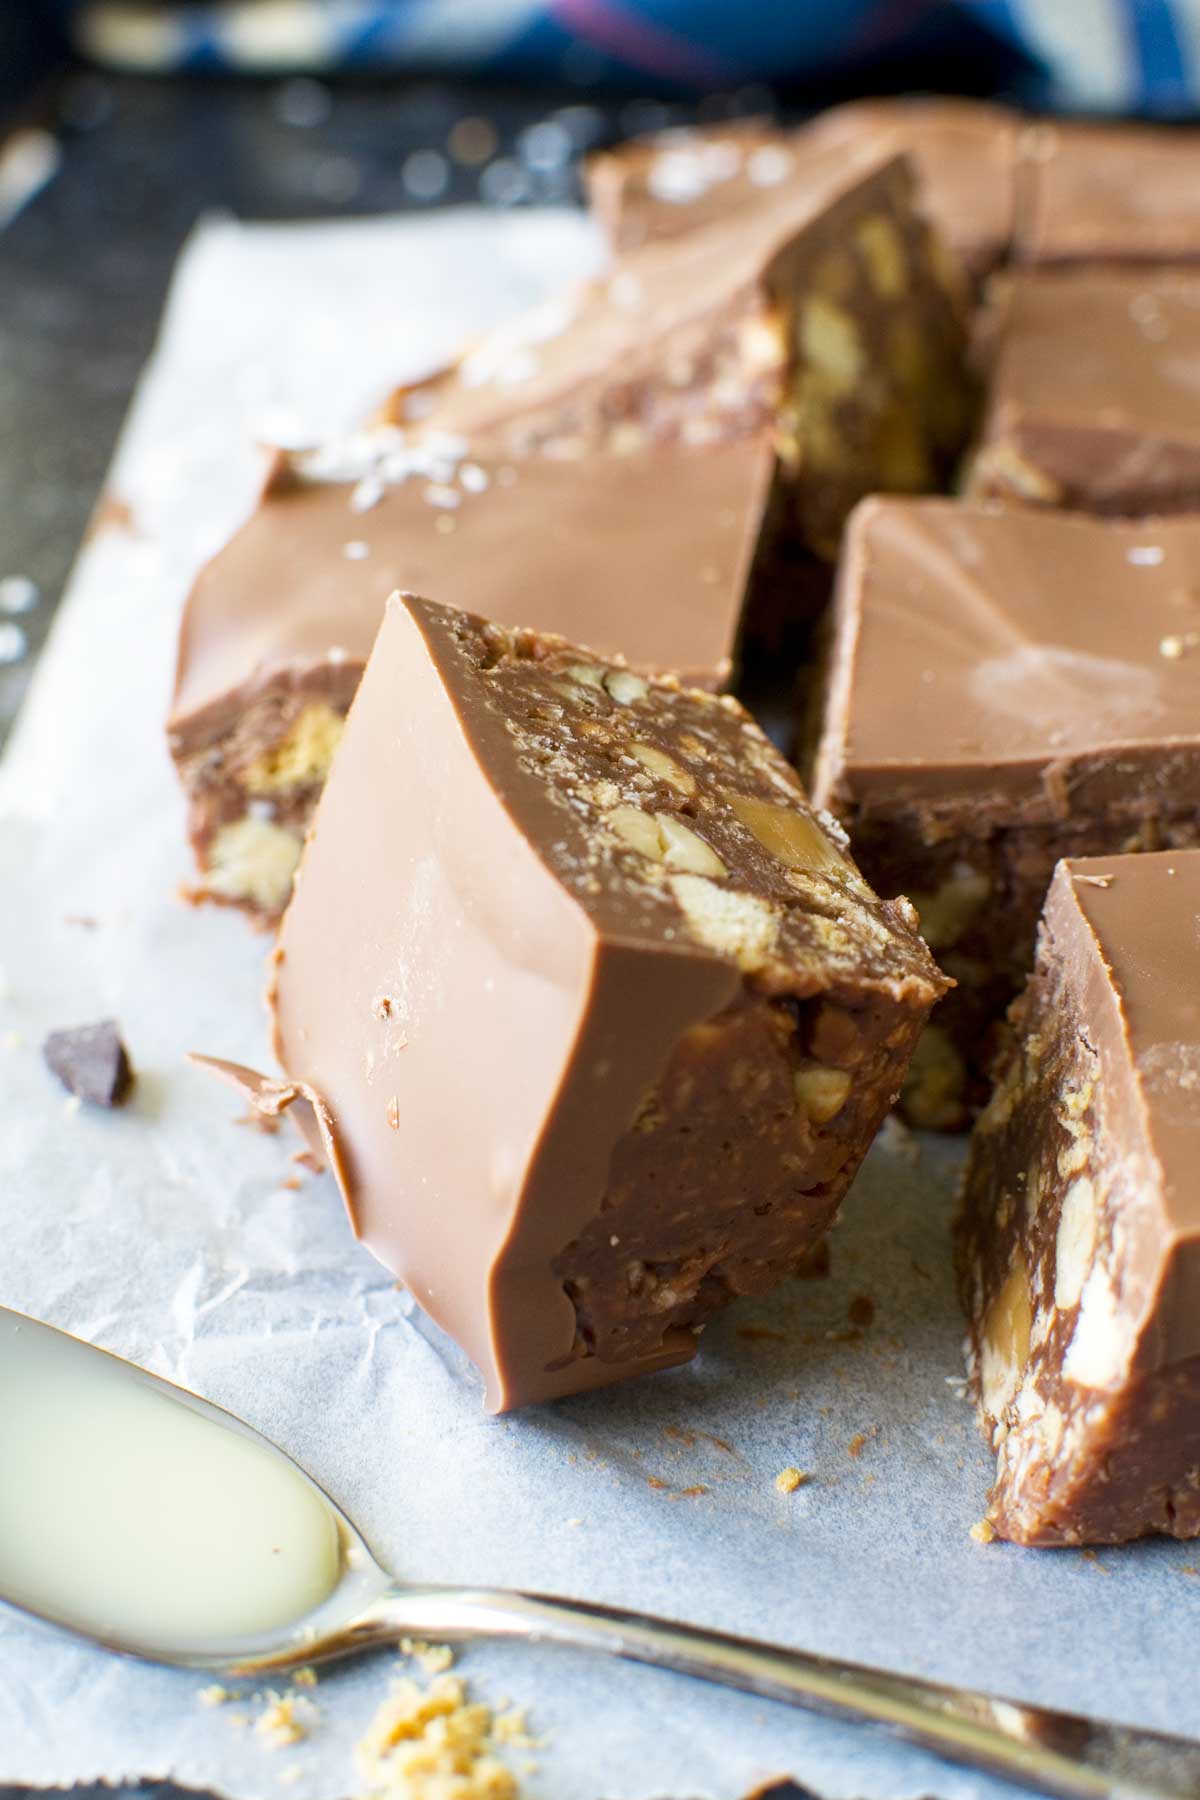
[68,0,1200,116]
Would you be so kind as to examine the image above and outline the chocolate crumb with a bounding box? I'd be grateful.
[42,1019,133,1107]
[743,1779,825,1800]
[293,1149,323,1172]
[235,1107,282,1134]
[794,1238,832,1279]
[847,1293,876,1329]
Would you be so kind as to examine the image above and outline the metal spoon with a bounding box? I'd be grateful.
[1,1303,1196,1800]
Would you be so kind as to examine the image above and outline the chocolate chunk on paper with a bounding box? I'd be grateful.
[42,1019,134,1107]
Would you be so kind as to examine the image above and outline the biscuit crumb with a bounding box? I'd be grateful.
[969,1518,997,1545]
[775,1467,809,1494]
[492,1708,535,1748]
[198,1684,230,1707]
[292,1667,318,1688]
[256,1691,314,1748]
[400,1637,455,1676]
[847,1432,868,1459]
[355,1671,521,1799]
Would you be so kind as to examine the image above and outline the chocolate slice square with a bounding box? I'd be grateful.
[810,497,1200,1124]
[167,432,774,922]
[1015,120,1200,267]
[263,593,946,1410]
[967,268,1200,516]
[958,851,1200,1546]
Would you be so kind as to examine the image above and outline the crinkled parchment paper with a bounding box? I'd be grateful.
[0,209,1194,1800]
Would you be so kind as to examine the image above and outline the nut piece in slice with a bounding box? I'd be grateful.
[958,852,1200,1545]
[810,496,1200,1124]
[262,593,947,1410]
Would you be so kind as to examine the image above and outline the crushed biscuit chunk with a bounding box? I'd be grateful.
[775,1467,810,1494]
[255,1691,314,1748]
[354,1671,522,1800]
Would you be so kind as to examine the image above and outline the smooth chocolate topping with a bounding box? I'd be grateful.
[814,496,1200,818]
[585,118,801,252]
[168,434,774,752]
[384,143,911,453]
[1056,854,1200,1311]
[968,268,1200,516]
[264,593,944,1409]
[588,102,1017,284]
[958,851,1200,1544]
[1015,120,1200,265]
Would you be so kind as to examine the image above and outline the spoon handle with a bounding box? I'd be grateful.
[331,1583,1197,1800]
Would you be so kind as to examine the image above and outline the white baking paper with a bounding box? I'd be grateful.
[0,208,1195,1800]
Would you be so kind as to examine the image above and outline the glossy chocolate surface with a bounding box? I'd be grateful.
[969,269,1200,516]
[1016,120,1200,266]
[169,434,774,750]
[814,497,1200,815]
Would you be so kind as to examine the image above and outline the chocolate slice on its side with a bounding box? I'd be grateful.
[261,593,947,1410]
[958,852,1200,1546]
